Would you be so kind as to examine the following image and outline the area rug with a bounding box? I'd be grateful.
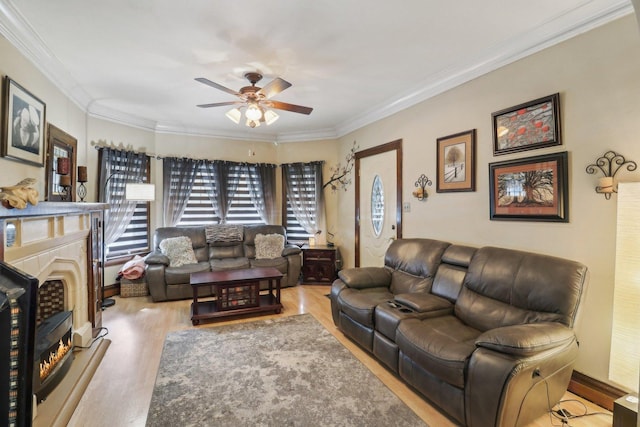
[146,314,427,427]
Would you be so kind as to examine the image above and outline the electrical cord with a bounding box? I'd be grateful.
[515,368,612,427]
[72,326,109,350]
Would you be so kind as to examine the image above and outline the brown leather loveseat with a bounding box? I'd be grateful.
[145,224,302,302]
[330,239,588,427]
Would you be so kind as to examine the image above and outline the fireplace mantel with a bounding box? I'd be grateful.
[0,201,108,335]
[0,201,108,218]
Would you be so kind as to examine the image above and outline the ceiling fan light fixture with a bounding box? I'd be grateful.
[246,118,260,128]
[225,107,242,124]
[245,103,262,121]
[263,109,279,125]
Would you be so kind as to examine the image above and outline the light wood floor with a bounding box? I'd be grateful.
[67,285,613,427]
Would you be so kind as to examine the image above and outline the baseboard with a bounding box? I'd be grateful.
[569,370,627,411]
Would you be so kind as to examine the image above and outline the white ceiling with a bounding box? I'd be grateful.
[0,0,633,142]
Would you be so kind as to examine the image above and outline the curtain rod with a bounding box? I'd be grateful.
[91,140,157,158]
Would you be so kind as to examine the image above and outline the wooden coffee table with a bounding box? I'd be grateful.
[190,267,283,325]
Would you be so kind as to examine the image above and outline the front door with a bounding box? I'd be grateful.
[355,140,402,267]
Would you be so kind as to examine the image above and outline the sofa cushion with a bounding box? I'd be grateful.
[255,233,285,259]
[210,257,251,271]
[205,224,244,243]
[250,257,288,273]
[337,287,392,328]
[456,247,589,331]
[164,261,211,285]
[159,236,198,267]
[390,270,430,294]
[397,315,481,388]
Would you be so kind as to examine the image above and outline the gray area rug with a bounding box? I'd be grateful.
[146,314,427,427]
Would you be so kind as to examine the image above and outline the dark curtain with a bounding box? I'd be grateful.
[281,161,325,234]
[98,148,150,245]
[162,157,199,226]
[202,160,242,223]
[247,163,277,224]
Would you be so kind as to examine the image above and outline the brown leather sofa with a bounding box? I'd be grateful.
[330,239,588,427]
[145,224,302,302]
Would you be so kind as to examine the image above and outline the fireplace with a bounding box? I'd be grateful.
[0,202,108,425]
[33,311,73,402]
[0,261,37,427]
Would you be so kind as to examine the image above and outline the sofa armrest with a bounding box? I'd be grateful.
[337,267,391,289]
[144,251,170,266]
[475,322,575,357]
[394,293,452,314]
[144,251,169,301]
[282,244,302,257]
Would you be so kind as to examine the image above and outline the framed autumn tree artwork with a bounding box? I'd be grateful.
[489,151,568,222]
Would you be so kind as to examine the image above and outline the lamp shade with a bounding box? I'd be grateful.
[263,109,279,125]
[245,104,262,121]
[609,182,640,392]
[225,108,241,124]
[125,183,155,201]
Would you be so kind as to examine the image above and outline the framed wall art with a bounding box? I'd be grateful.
[45,124,77,201]
[2,76,47,166]
[489,151,568,222]
[492,93,561,156]
[436,129,476,193]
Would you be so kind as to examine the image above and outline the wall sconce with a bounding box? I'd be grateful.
[586,151,637,200]
[412,174,432,201]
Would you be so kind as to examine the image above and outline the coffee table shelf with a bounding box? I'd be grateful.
[190,267,283,325]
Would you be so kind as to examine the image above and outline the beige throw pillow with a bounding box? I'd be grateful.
[159,236,198,267]
[255,233,285,259]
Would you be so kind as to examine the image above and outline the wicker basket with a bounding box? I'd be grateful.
[120,278,149,298]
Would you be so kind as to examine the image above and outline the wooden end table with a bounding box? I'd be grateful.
[190,267,283,325]
[301,244,338,284]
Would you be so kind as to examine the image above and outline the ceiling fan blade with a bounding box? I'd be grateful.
[269,100,313,115]
[257,77,292,99]
[195,77,241,97]
[197,101,243,108]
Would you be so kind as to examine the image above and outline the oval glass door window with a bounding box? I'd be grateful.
[371,175,384,237]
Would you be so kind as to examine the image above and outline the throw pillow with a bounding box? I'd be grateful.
[205,224,244,243]
[255,233,285,260]
[159,236,198,267]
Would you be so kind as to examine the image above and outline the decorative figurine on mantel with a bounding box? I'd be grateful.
[0,178,39,209]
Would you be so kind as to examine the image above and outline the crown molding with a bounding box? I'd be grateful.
[334,1,634,138]
[0,0,633,143]
[0,0,93,111]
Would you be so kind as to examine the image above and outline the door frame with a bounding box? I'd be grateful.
[354,139,403,267]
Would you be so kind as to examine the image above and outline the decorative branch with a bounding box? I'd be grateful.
[323,141,359,192]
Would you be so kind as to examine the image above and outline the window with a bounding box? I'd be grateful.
[99,148,151,261]
[282,162,324,246]
[177,163,262,226]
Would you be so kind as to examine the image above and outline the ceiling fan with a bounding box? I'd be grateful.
[195,72,313,128]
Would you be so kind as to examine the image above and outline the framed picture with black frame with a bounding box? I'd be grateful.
[1,76,47,166]
[492,93,561,156]
[489,151,568,222]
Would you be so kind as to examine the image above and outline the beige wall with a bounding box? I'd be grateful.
[334,15,640,385]
[1,13,638,390]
